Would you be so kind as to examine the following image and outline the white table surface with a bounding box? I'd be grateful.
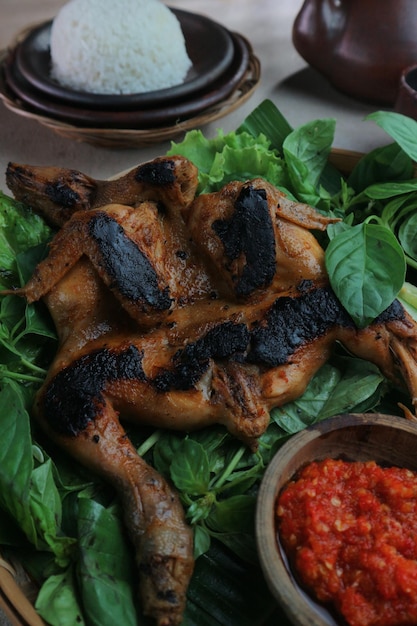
[0,0,394,623]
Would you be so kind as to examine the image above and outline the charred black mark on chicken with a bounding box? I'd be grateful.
[374,298,405,324]
[43,345,145,435]
[89,212,171,310]
[249,287,406,367]
[134,159,176,186]
[153,321,250,392]
[44,182,82,209]
[212,185,276,297]
[249,286,353,367]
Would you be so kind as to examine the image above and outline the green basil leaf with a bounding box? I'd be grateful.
[272,357,384,433]
[187,494,215,525]
[398,211,417,261]
[326,220,351,241]
[271,363,342,433]
[218,462,262,497]
[30,460,75,564]
[16,243,51,285]
[0,382,36,542]
[77,499,138,626]
[0,295,25,332]
[364,178,417,200]
[0,383,75,561]
[380,194,414,230]
[318,357,385,418]
[152,431,185,477]
[347,142,413,193]
[171,439,210,495]
[367,111,417,161]
[207,495,255,534]
[184,427,231,475]
[36,567,86,626]
[283,118,336,203]
[325,222,406,327]
[193,525,211,559]
[25,302,56,339]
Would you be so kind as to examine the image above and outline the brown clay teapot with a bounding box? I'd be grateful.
[292,0,417,105]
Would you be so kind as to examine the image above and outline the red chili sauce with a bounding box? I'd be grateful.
[277,459,417,626]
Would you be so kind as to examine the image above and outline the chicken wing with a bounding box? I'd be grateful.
[185,178,336,297]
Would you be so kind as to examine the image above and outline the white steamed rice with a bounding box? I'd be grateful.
[50,0,192,95]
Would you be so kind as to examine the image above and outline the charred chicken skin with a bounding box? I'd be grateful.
[5,156,417,625]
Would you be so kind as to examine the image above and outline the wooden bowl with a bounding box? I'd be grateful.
[255,413,417,626]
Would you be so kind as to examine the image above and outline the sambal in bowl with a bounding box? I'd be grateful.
[255,412,417,626]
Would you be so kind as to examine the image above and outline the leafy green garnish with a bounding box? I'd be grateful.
[168,128,287,193]
[0,382,75,563]
[271,357,385,433]
[347,142,414,194]
[367,110,417,162]
[238,98,293,150]
[399,282,417,320]
[325,222,406,327]
[0,191,51,290]
[76,500,138,626]
[282,117,336,207]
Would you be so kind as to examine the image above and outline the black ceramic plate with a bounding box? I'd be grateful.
[15,8,235,110]
[4,32,250,128]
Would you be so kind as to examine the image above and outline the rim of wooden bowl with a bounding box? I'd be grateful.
[255,412,417,626]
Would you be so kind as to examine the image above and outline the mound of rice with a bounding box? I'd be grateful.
[50,0,192,94]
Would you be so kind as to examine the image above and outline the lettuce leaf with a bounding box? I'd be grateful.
[0,191,51,289]
[168,129,287,193]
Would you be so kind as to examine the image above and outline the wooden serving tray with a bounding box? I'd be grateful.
[0,557,44,626]
[328,147,364,175]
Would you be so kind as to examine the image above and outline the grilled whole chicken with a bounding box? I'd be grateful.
[5,156,417,625]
